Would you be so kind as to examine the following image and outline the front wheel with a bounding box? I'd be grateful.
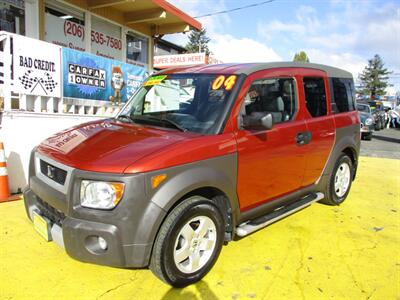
[150,196,225,287]
[321,153,354,205]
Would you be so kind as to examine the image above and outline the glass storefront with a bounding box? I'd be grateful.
[0,0,25,35]
[126,33,148,69]
[91,16,123,60]
[1,0,151,70]
[45,4,85,51]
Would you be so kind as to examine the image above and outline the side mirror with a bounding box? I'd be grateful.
[242,112,274,130]
[260,113,274,130]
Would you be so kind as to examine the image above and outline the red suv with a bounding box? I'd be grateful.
[24,62,360,287]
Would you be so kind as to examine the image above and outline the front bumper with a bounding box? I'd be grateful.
[23,152,167,268]
[360,125,374,133]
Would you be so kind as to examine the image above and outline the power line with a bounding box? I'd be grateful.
[194,0,277,18]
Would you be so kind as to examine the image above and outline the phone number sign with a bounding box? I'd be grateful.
[45,14,123,60]
[90,30,122,59]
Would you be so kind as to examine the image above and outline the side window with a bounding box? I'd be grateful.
[330,78,355,113]
[241,78,297,124]
[345,79,356,111]
[303,77,327,117]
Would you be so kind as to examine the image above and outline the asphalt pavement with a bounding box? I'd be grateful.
[360,128,400,159]
[1,157,399,299]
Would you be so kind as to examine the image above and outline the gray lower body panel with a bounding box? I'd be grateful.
[23,187,158,268]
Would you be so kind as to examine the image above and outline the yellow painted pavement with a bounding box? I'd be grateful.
[0,156,399,299]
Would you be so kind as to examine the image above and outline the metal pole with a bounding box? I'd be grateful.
[2,33,12,111]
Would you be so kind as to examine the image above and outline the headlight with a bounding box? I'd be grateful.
[80,180,124,209]
[365,117,373,126]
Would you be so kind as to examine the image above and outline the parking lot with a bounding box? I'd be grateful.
[360,128,400,160]
[1,153,399,300]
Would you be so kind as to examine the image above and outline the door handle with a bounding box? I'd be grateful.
[296,131,312,145]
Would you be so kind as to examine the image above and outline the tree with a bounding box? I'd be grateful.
[358,54,391,99]
[185,28,211,55]
[293,51,310,62]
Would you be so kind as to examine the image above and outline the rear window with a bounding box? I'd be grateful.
[303,77,327,117]
[330,78,355,113]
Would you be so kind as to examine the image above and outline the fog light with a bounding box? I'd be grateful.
[98,237,108,250]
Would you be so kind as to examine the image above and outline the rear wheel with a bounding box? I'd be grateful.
[150,196,225,287]
[321,153,354,205]
[363,132,372,140]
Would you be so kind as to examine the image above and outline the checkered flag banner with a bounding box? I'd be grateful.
[18,70,35,90]
[18,71,58,94]
[43,72,57,92]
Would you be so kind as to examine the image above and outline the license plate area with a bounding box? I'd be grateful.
[33,211,52,242]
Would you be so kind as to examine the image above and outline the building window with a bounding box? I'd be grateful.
[45,4,85,51]
[126,33,148,68]
[0,0,25,35]
[303,77,327,117]
[91,16,122,60]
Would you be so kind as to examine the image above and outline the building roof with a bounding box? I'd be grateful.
[161,62,353,78]
[65,0,202,36]
[156,38,187,53]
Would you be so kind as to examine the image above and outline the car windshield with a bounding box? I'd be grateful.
[118,74,237,134]
[357,104,370,113]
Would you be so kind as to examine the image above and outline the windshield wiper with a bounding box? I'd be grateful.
[133,115,187,132]
[116,114,134,123]
[160,117,188,132]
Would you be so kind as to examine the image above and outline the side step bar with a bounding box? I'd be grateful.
[236,192,325,237]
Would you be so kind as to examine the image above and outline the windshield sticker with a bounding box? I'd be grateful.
[212,75,237,91]
[144,75,167,86]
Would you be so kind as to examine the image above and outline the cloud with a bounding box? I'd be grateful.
[209,34,281,63]
[304,49,366,79]
[257,1,399,78]
[166,0,399,90]
[257,21,305,40]
[166,0,280,63]
[165,0,231,48]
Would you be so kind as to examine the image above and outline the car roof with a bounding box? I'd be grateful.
[160,62,353,79]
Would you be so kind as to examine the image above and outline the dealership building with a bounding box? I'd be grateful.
[1,0,201,69]
[0,0,202,193]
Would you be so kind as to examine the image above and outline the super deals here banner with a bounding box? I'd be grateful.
[62,48,147,102]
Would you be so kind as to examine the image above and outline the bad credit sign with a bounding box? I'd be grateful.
[154,53,206,69]
[13,34,62,97]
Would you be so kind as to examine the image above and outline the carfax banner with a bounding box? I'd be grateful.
[62,48,147,103]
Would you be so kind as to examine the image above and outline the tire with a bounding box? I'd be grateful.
[320,153,354,205]
[364,133,372,141]
[149,196,225,287]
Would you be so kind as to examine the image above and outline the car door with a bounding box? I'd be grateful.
[301,76,335,186]
[234,70,308,211]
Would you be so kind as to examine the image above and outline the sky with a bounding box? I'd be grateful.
[166,0,400,95]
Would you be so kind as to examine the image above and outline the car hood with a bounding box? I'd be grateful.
[37,119,194,173]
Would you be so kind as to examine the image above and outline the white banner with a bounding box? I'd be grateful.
[13,35,62,97]
[154,53,206,69]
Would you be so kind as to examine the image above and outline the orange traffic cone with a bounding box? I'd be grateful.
[0,142,10,202]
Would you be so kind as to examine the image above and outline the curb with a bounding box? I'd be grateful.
[0,194,23,203]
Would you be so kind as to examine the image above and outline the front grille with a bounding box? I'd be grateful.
[36,197,66,226]
[40,160,67,185]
